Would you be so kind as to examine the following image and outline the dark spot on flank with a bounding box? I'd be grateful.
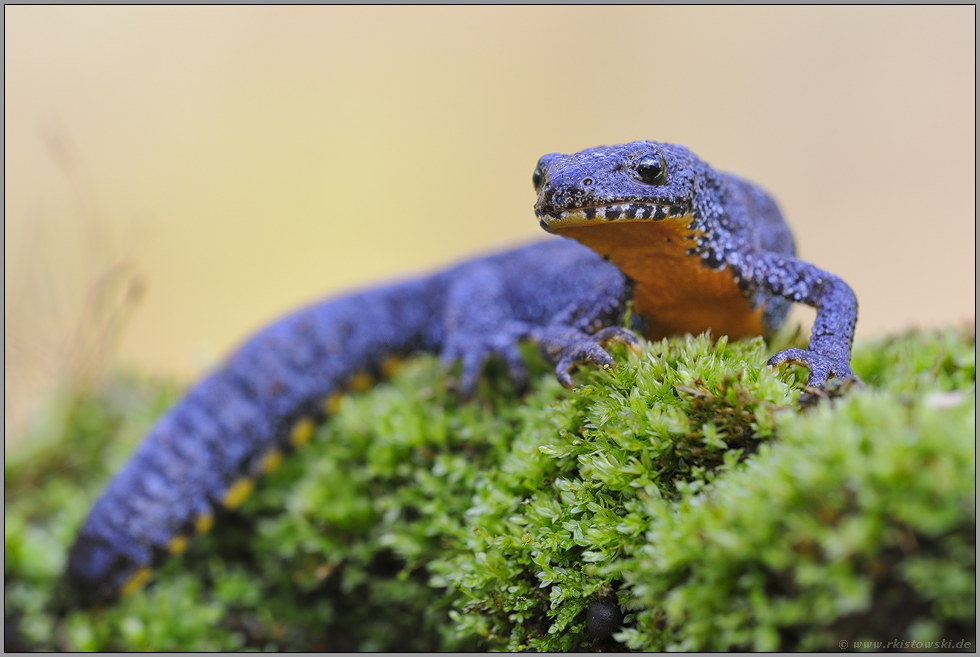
[586,600,623,640]
[584,208,597,220]
[268,379,286,397]
[606,207,621,220]
[670,205,684,216]
[624,205,638,219]
[296,317,314,335]
[640,205,653,219]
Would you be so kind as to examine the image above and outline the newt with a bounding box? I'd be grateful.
[66,141,858,604]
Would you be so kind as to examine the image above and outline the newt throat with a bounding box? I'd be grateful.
[549,214,766,341]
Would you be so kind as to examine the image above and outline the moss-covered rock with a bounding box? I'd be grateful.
[4,327,975,651]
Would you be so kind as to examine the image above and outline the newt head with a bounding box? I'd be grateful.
[533,141,718,234]
[533,141,766,341]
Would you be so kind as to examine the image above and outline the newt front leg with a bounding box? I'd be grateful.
[538,269,640,388]
[735,250,858,386]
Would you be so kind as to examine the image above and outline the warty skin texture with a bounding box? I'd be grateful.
[67,141,857,604]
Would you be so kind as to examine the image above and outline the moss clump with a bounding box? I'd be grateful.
[617,386,975,651]
[4,327,975,651]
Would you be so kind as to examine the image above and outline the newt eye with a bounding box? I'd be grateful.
[631,152,667,186]
[532,165,544,191]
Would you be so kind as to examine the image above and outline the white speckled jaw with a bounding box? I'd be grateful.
[539,203,691,231]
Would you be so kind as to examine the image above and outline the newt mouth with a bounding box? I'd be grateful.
[537,202,692,232]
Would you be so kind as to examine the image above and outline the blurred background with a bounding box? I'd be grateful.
[4,6,975,440]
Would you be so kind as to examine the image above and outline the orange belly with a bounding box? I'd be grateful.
[556,220,765,340]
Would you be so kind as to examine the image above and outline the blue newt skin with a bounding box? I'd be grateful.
[66,141,858,604]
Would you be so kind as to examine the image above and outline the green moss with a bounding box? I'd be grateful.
[617,388,974,651]
[4,327,975,651]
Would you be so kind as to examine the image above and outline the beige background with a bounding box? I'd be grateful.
[4,7,975,433]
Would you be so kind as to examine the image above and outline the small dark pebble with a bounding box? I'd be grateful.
[586,600,623,640]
